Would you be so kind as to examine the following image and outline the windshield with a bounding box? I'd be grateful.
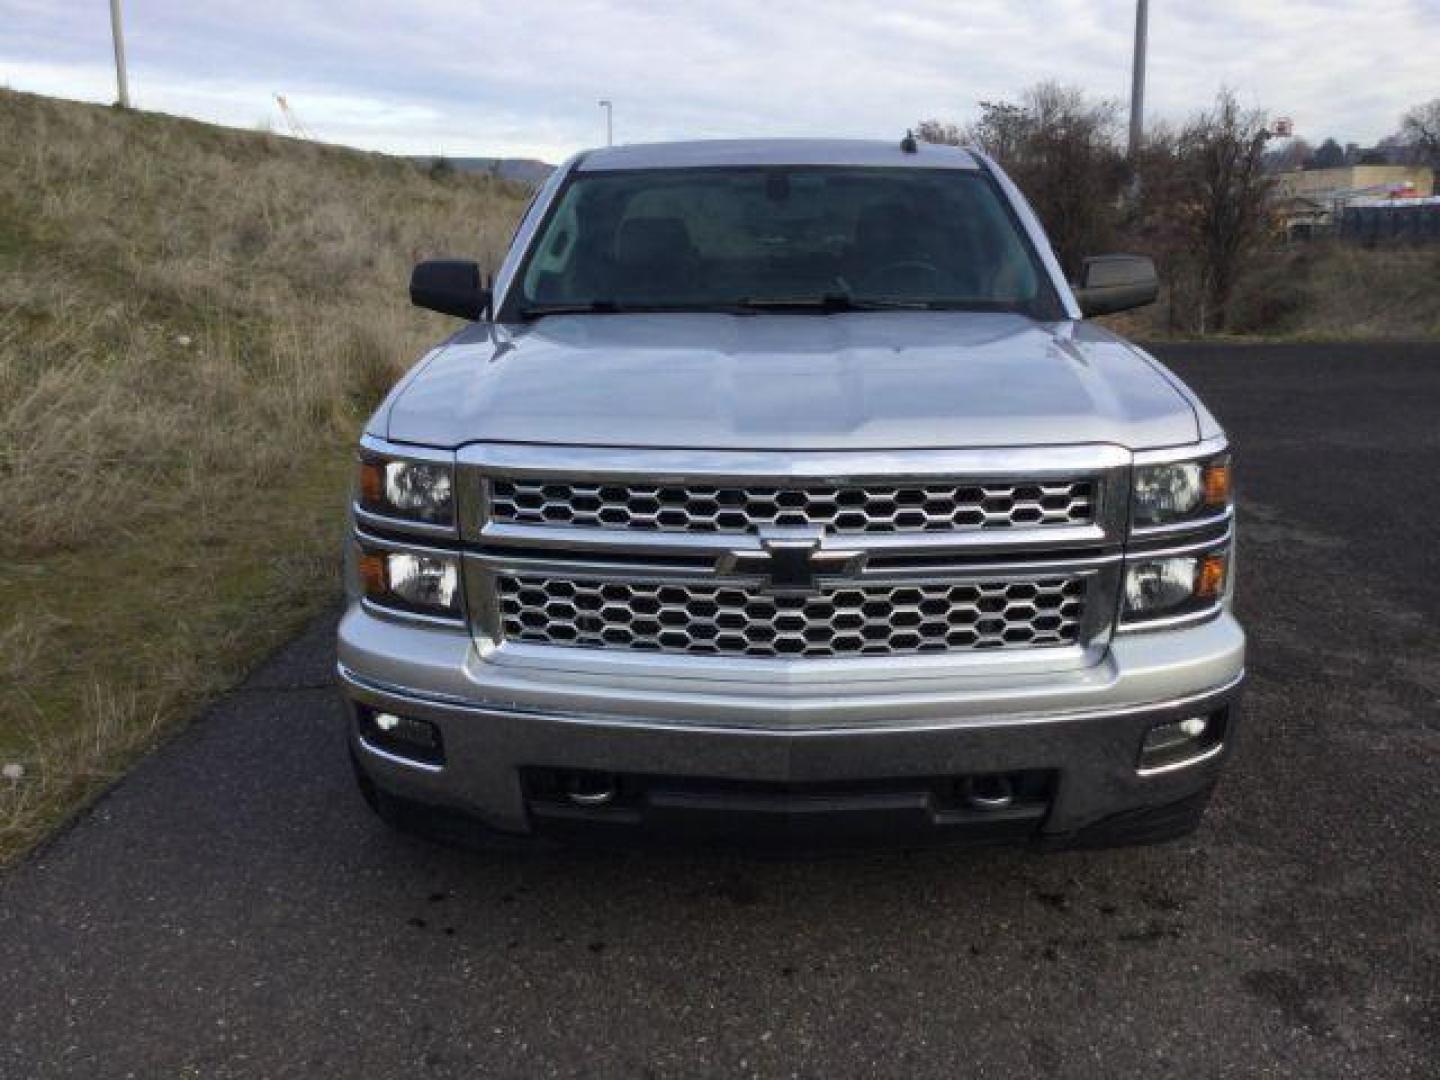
[507,166,1055,319]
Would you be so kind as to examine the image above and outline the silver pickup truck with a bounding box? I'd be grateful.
[340,138,1243,851]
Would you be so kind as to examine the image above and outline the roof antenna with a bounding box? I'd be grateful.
[900,129,918,154]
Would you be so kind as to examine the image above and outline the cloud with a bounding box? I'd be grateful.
[1,0,1435,160]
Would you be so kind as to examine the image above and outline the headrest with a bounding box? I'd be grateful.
[856,201,925,250]
[614,216,694,265]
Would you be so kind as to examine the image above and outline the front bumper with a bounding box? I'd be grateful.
[339,605,1245,846]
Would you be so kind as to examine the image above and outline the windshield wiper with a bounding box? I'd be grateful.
[517,295,937,320]
[735,293,930,312]
[515,300,625,320]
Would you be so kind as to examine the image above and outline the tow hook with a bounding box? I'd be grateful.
[564,772,618,807]
[965,775,1015,811]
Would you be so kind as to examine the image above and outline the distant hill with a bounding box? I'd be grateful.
[416,156,555,188]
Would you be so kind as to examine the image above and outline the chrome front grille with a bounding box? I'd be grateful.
[461,444,1127,670]
[496,575,1087,658]
[488,478,1095,534]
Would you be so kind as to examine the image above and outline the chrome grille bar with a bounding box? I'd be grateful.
[489,478,1095,534]
[496,575,1086,658]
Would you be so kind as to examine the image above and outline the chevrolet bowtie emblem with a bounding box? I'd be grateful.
[718,527,866,595]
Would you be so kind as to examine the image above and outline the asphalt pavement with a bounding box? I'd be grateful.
[2,343,1438,1079]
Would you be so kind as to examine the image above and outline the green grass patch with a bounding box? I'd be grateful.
[0,88,530,863]
[0,455,350,859]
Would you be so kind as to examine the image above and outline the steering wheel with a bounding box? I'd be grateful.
[870,259,940,278]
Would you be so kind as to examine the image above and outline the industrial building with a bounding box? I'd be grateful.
[1273,165,1437,241]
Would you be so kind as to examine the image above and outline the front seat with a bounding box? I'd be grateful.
[609,216,701,302]
[854,202,929,265]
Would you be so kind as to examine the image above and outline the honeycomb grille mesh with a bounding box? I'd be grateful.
[496,575,1087,658]
[488,479,1095,534]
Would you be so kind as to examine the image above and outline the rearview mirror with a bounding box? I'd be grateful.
[1073,255,1159,318]
[410,259,490,320]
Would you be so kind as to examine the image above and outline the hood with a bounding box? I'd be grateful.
[381,312,1199,451]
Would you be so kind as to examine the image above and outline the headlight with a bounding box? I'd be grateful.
[1122,548,1228,624]
[1132,455,1230,527]
[356,544,462,618]
[357,454,454,524]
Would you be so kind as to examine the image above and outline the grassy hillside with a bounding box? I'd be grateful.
[0,90,531,862]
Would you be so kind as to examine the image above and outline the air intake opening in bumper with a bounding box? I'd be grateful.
[519,768,1055,849]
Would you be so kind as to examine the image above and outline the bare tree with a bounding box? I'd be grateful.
[919,83,1126,276]
[920,85,1278,332]
[1175,91,1276,333]
[1400,98,1440,173]
[914,119,963,147]
[1126,122,1192,331]
[1375,134,1416,166]
[1310,138,1345,169]
[1263,136,1312,173]
[963,99,1032,170]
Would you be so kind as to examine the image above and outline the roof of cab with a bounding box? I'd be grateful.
[575,138,981,172]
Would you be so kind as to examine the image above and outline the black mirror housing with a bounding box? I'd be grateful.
[1074,254,1159,318]
[410,259,490,320]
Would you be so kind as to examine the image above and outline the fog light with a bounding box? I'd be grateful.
[358,708,444,769]
[1138,712,1225,773]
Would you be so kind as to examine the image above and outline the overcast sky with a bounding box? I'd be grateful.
[2,1,1436,161]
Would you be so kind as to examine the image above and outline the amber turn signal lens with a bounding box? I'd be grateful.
[1202,460,1231,508]
[1195,552,1227,600]
[357,550,387,596]
[358,460,384,506]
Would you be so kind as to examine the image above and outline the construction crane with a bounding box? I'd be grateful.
[274,94,315,140]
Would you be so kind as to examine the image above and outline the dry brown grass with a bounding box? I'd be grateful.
[1228,244,1440,339]
[0,90,531,861]
[1105,243,1440,341]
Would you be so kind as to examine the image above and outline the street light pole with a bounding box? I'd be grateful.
[1127,0,1148,158]
[109,0,131,108]
[598,99,613,147]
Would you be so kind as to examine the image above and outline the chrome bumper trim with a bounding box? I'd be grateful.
[338,661,1245,738]
[1135,740,1226,778]
[356,735,445,774]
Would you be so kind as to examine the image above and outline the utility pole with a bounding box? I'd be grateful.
[598,99,613,147]
[1128,0,1148,158]
[109,0,131,108]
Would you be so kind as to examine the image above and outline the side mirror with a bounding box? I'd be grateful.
[1073,255,1159,317]
[410,259,490,320]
